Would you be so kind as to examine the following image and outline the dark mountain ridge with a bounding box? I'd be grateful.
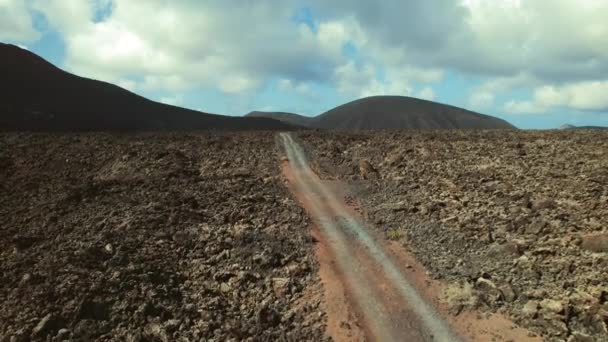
[246,111,313,128]
[560,124,607,130]
[248,96,515,130]
[0,43,292,131]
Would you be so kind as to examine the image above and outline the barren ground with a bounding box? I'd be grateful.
[1,130,607,342]
[299,130,608,342]
[0,132,326,341]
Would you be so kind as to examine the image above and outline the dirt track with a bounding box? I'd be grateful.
[298,129,608,341]
[281,133,454,341]
[280,132,543,342]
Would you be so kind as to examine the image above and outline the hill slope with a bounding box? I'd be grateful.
[313,96,515,130]
[245,111,313,127]
[560,124,607,130]
[0,43,292,131]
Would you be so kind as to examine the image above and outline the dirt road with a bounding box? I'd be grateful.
[280,132,460,341]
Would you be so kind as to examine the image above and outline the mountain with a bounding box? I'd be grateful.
[247,96,515,130]
[560,124,607,130]
[0,43,293,131]
[245,111,313,127]
[312,96,515,130]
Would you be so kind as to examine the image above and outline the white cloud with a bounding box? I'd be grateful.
[116,79,137,92]
[31,0,92,33]
[462,0,608,81]
[30,0,445,104]
[504,100,546,114]
[333,61,373,95]
[312,0,608,87]
[469,91,495,109]
[316,19,363,56]
[417,87,436,101]
[334,61,412,98]
[0,0,39,42]
[159,94,184,107]
[13,0,608,117]
[506,80,608,114]
[278,79,316,98]
[32,0,348,95]
[219,75,259,94]
[468,73,537,109]
[536,81,608,111]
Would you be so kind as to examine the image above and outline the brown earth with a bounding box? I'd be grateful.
[0,132,326,341]
[281,161,366,342]
[298,129,608,342]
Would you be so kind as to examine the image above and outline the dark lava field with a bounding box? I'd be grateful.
[1,130,607,341]
[0,133,325,341]
[300,130,608,341]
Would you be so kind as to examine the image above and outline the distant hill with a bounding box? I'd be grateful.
[560,124,607,130]
[0,43,293,131]
[312,96,515,130]
[248,96,515,130]
[246,111,313,127]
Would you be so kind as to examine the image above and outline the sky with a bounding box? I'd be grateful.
[1,0,608,129]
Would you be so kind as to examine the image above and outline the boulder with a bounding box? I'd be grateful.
[540,299,564,314]
[581,233,608,253]
[522,301,539,318]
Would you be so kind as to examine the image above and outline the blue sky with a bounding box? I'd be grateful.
[2,0,608,129]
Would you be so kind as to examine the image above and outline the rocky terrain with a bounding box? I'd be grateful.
[0,132,326,341]
[299,130,608,341]
[3,129,606,341]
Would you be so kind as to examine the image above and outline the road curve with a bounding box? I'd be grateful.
[280,132,462,342]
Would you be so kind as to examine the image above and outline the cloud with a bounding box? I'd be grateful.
[30,0,445,104]
[333,61,412,98]
[461,0,608,81]
[11,0,607,119]
[469,91,495,109]
[504,100,546,114]
[116,78,137,92]
[160,94,184,107]
[31,0,349,95]
[536,81,608,111]
[278,79,317,98]
[0,0,39,42]
[468,73,537,109]
[417,87,436,101]
[505,80,608,114]
[311,0,608,84]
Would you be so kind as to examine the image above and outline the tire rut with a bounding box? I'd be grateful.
[280,132,460,342]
